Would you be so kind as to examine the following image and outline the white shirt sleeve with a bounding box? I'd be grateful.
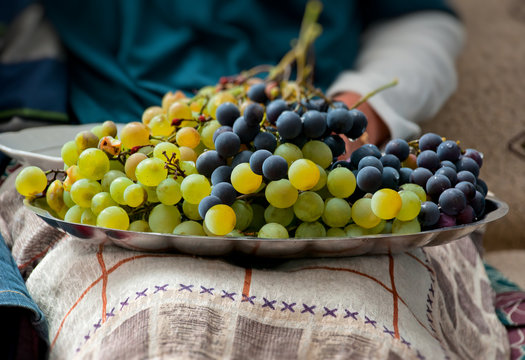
[326,11,465,140]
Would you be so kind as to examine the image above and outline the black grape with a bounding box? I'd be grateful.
[196,150,226,178]
[244,103,265,126]
[198,195,223,218]
[419,133,442,151]
[215,102,240,126]
[211,182,237,206]
[302,110,327,138]
[249,149,272,175]
[211,165,232,185]
[253,132,277,152]
[356,166,382,193]
[276,111,302,139]
[385,138,410,161]
[233,116,260,144]
[266,99,288,124]
[262,155,288,181]
[439,188,467,216]
[326,109,353,134]
[247,83,268,103]
[214,131,240,158]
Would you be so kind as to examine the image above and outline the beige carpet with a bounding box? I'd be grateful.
[421,0,525,252]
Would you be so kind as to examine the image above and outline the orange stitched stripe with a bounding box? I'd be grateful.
[18,238,62,270]
[388,254,400,339]
[405,252,435,274]
[242,268,252,297]
[96,245,108,324]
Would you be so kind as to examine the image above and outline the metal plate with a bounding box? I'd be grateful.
[25,197,508,258]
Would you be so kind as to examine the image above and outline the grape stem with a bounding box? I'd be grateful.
[45,169,66,182]
[349,78,398,109]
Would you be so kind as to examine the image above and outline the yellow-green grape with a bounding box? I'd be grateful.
[63,165,84,192]
[61,140,80,167]
[173,220,206,236]
[75,130,99,151]
[109,159,125,172]
[64,205,84,223]
[77,148,110,180]
[168,101,192,121]
[315,185,332,200]
[231,200,253,231]
[179,146,198,162]
[142,106,163,127]
[264,205,294,227]
[371,189,402,220]
[226,229,244,237]
[109,177,134,205]
[81,208,97,225]
[231,163,262,194]
[119,122,150,150]
[91,192,118,215]
[148,204,181,233]
[153,142,181,163]
[135,158,168,186]
[182,200,202,220]
[293,191,324,222]
[180,174,211,204]
[288,159,320,191]
[258,223,289,238]
[124,153,147,181]
[302,140,333,169]
[311,165,327,191]
[345,224,368,237]
[367,220,386,235]
[381,221,393,234]
[396,190,422,221]
[162,90,186,112]
[207,92,237,119]
[139,182,159,203]
[400,183,427,202]
[351,197,381,229]
[200,120,221,149]
[204,204,236,236]
[247,203,266,232]
[392,218,421,234]
[129,219,151,232]
[265,179,298,208]
[322,197,352,228]
[176,127,200,149]
[70,178,102,208]
[63,190,75,208]
[326,227,346,237]
[156,178,182,205]
[274,143,303,167]
[101,170,126,192]
[46,179,67,216]
[327,167,356,199]
[97,206,129,230]
[295,221,326,238]
[15,166,47,197]
[101,120,118,138]
[148,114,174,137]
[90,125,104,139]
[123,183,147,207]
[180,161,198,176]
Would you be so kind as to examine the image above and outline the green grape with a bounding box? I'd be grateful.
[64,205,84,223]
[381,221,393,234]
[293,191,324,222]
[148,204,181,233]
[75,130,99,151]
[109,159,125,172]
[200,120,222,149]
[327,167,356,198]
[156,178,182,205]
[396,190,421,221]
[288,159,320,191]
[91,192,118,215]
[15,166,47,197]
[247,203,266,232]
[61,140,80,167]
[173,220,206,236]
[129,220,151,232]
[311,165,327,191]
[135,157,168,186]
[149,114,174,137]
[295,221,326,238]
[97,206,130,230]
[322,197,352,228]
[202,220,218,236]
[125,153,147,181]
[351,198,381,229]
[180,174,211,204]
[265,179,298,208]
[77,148,110,180]
[101,170,127,192]
[326,227,346,237]
[101,120,118,138]
[123,183,147,207]
[392,218,421,234]
[46,179,67,216]
[63,190,75,208]
[153,142,181,162]
[367,219,386,234]
[231,163,262,194]
[139,182,159,203]
[258,223,289,238]
[400,183,427,202]
[119,122,150,150]
[81,208,97,225]
[226,229,244,237]
[264,205,294,227]
[231,200,253,231]
[109,177,134,205]
[344,224,368,237]
[274,143,302,167]
[315,185,332,200]
[204,204,236,235]
[371,189,402,220]
[176,127,201,149]
[302,140,333,169]
[182,200,202,220]
[70,178,102,208]
[90,125,104,139]
[180,161,198,176]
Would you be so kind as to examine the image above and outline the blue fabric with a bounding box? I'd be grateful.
[39,0,455,124]
[0,233,48,342]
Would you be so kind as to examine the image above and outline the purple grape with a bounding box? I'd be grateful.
[327,108,353,134]
[358,155,383,172]
[198,195,223,218]
[211,165,232,185]
[440,160,457,171]
[357,166,382,193]
[262,155,288,181]
[381,167,400,190]
[399,167,413,185]
[302,110,327,138]
[439,188,467,216]
[276,111,302,140]
[456,205,475,225]
[457,170,477,185]
[435,166,457,186]
[345,109,368,140]
[244,103,265,126]
[214,131,240,158]
[350,144,381,168]
[456,156,480,178]
[455,181,476,200]
[232,150,253,167]
[410,167,433,187]
[215,102,240,126]
[266,99,288,124]
[426,174,451,199]
[417,150,440,172]
[437,140,461,162]
[233,116,260,144]
[249,149,272,175]
[211,182,237,206]
[323,135,346,158]
[213,125,233,143]
[196,150,226,178]
[464,148,483,168]
[419,133,442,151]
[418,201,440,227]
[437,213,457,228]
[247,83,268,103]
[380,154,401,171]
[253,132,277,152]
[385,138,410,161]
[469,191,486,217]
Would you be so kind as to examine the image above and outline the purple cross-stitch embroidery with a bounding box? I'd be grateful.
[241,294,256,304]
[426,304,432,314]
[135,288,148,299]
[84,331,90,342]
[200,286,214,295]
[179,284,193,292]
[429,284,434,296]
[301,303,316,315]
[154,284,168,293]
[417,350,425,359]
[426,294,433,306]
[221,290,236,301]
[364,315,377,327]
[106,307,115,318]
[383,325,395,337]
[262,298,276,310]
[120,297,129,311]
[323,307,337,317]
[93,319,101,332]
[281,301,296,312]
[401,337,411,348]
[344,309,358,320]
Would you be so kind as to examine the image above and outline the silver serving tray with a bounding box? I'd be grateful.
[26,196,508,258]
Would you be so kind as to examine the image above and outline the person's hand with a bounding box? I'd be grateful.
[332,91,390,159]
